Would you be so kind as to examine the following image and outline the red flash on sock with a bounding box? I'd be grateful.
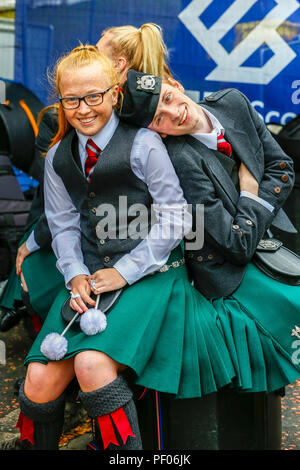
[97,414,118,449]
[97,406,135,449]
[15,411,34,444]
[111,407,135,444]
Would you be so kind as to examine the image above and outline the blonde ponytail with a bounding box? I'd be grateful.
[102,23,172,79]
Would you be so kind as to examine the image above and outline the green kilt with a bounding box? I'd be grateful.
[0,266,22,310]
[0,226,64,322]
[211,263,300,393]
[24,246,237,399]
[21,249,64,322]
[24,250,300,399]
[0,227,32,310]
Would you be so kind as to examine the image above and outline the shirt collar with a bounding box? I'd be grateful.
[191,107,225,150]
[76,110,119,153]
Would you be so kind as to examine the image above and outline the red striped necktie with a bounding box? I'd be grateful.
[85,138,101,181]
[217,133,232,157]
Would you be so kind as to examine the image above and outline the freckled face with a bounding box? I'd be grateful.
[148,83,210,136]
[59,62,118,136]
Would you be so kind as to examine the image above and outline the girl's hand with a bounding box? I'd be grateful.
[86,268,127,295]
[70,274,96,313]
[16,242,31,275]
[238,162,259,196]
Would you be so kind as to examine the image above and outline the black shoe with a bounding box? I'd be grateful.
[0,307,25,332]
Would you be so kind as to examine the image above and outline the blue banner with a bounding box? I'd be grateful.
[14,0,300,124]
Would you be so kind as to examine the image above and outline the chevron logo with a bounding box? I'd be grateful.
[178,0,299,85]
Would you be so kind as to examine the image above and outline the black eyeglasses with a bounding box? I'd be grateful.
[59,86,114,109]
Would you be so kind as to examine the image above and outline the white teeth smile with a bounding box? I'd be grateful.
[80,117,96,123]
[179,108,187,126]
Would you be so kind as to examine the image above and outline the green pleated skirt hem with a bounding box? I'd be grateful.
[211,263,300,394]
[24,253,300,399]
[24,247,237,399]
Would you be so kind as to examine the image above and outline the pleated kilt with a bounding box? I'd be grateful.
[24,248,300,399]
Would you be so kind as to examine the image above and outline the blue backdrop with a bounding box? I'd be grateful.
[14,0,300,124]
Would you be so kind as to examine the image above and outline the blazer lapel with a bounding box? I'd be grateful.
[201,103,261,181]
[185,135,239,210]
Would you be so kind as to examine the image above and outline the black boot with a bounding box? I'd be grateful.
[79,375,143,450]
[17,380,65,450]
[0,304,26,332]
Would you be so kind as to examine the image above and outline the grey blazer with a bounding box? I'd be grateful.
[165,88,295,298]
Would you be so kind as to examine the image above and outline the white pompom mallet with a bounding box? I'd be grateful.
[80,294,107,335]
[40,310,80,361]
[40,294,107,361]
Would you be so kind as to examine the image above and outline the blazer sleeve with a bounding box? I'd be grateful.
[240,92,295,215]
[193,169,273,265]
[170,139,274,266]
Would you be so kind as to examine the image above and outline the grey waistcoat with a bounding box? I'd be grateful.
[53,122,153,274]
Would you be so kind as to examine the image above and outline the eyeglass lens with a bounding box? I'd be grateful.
[61,87,113,109]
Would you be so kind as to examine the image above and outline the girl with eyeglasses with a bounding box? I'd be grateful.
[15,45,235,451]
[0,23,177,334]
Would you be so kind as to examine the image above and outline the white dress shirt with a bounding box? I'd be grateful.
[42,111,192,288]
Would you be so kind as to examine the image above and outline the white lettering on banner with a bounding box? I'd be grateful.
[178,0,299,85]
[186,90,297,125]
[251,100,296,124]
[291,80,300,104]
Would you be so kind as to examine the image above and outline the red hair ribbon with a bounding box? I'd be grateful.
[15,411,34,444]
[97,406,135,449]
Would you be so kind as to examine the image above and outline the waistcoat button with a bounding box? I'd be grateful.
[104,256,110,263]
[89,192,96,198]
[92,207,97,214]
